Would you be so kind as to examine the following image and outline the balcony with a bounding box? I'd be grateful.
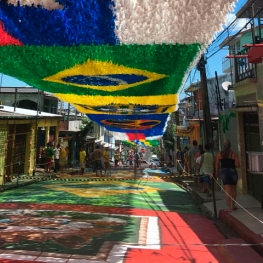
[236,57,255,82]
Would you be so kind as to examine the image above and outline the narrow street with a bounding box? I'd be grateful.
[0,176,249,263]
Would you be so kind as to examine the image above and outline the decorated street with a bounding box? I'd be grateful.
[0,177,230,263]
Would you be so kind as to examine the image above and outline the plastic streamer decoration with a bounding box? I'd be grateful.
[87,113,170,138]
[122,140,159,147]
[0,0,236,136]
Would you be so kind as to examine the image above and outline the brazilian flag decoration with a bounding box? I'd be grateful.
[0,0,235,136]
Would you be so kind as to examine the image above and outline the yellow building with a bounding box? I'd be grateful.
[0,105,61,185]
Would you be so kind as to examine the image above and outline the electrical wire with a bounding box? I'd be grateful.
[207,6,263,59]
[207,0,259,53]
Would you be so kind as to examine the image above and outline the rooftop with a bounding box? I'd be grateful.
[236,0,263,19]
[0,87,55,97]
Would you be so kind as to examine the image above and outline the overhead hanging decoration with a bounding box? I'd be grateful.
[0,0,236,115]
[121,140,159,147]
[109,131,162,141]
[0,0,236,136]
[87,113,170,138]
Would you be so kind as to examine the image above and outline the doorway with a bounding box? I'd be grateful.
[243,112,261,200]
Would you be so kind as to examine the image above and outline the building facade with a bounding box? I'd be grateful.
[220,0,263,199]
[0,106,61,184]
[182,73,234,151]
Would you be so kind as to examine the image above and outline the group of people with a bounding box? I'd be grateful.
[176,139,240,212]
[90,147,142,175]
[41,143,113,176]
[41,143,69,173]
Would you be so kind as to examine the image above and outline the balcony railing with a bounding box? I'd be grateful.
[234,47,256,82]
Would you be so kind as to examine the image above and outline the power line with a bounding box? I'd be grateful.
[207,6,263,60]
[207,0,258,53]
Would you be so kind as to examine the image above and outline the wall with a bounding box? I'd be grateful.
[219,109,238,153]
[240,28,263,47]
[234,78,257,101]
[192,74,233,118]
[0,93,38,106]
[256,63,263,147]
[0,91,58,113]
[0,126,7,185]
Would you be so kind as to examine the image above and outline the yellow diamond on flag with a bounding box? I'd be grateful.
[43,60,167,92]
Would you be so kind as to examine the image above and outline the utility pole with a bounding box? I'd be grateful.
[197,54,217,218]
[197,55,213,145]
[173,111,180,170]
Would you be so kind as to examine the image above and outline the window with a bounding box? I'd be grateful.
[236,41,240,54]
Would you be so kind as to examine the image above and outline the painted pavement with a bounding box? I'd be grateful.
[0,179,228,263]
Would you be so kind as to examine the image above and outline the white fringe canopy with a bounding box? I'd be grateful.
[114,0,236,45]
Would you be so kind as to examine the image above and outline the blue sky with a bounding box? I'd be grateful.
[0,0,248,91]
[180,0,248,98]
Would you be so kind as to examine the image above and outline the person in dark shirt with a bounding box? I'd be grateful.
[91,145,103,177]
[215,139,240,212]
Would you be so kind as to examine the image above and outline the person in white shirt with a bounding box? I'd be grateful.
[53,144,61,173]
[195,149,205,193]
[199,144,214,197]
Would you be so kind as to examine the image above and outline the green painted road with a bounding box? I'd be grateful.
[0,180,200,213]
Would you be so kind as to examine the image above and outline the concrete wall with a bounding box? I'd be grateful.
[0,92,58,113]
[219,109,238,153]
[0,126,7,185]
[256,63,263,148]
[240,28,263,47]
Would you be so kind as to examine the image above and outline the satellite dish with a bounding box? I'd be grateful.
[222,81,232,91]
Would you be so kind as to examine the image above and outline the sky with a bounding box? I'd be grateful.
[180,0,249,98]
[0,0,249,93]
[183,0,251,95]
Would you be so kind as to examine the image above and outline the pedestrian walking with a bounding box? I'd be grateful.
[195,149,205,193]
[114,151,119,168]
[40,145,47,170]
[79,147,86,175]
[103,147,110,176]
[199,143,214,197]
[188,140,199,176]
[53,144,61,173]
[60,146,68,173]
[134,152,140,168]
[215,139,240,212]
[45,142,54,173]
[193,145,203,186]
[128,154,133,168]
[91,145,103,177]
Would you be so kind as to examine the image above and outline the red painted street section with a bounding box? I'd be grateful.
[0,203,228,263]
[126,212,226,263]
[2,261,46,263]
